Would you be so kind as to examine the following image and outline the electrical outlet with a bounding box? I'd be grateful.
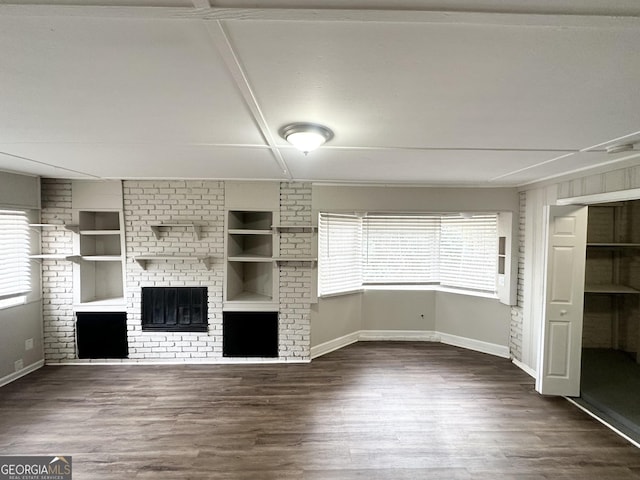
[14,359,24,372]
[25,338,34,351]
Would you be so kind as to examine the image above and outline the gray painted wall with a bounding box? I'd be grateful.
[310,293,362,347]
[0,172,42,383]
[311,184,518,352]
[435,291,510,347]
[362,290,436,331]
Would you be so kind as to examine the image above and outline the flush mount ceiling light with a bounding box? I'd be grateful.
[279,122,334,155]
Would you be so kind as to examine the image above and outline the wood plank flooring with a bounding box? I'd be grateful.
[1,341,640,479]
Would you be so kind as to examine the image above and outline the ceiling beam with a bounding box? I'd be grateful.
[203,20,292,179]
[2,5,640,28]
[191,0,211,8]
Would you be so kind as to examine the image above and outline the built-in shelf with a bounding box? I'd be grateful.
[228,255,274,262]
[73,297,126,312]
[80,230,121,236]
[585,284,640,294]
[29,254,70,260]
[225,210,277,306]
[134,255,214,270]
[228,229,272,235]
[29,223,79,233]
[225,291,273,303]
[274,257,317,266]
[69,210,126,309]
[272,224,317,232]
[150,223,202,241]
[68,255,122,263]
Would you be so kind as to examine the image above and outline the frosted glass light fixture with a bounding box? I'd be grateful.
[279,122,334,155]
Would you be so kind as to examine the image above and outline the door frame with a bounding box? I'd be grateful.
[530,187,640,394]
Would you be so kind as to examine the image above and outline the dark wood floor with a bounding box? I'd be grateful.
[1,342,640,479]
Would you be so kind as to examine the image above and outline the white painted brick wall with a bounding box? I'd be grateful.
[278,182,312,360]
[41,179,314,363]
[123,180,225,359]
[509,191,526,361]
[41,179,76,361]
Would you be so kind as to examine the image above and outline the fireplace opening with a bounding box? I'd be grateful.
[142,287,208,332]
[223,311,278,357]
[76,312,128,359]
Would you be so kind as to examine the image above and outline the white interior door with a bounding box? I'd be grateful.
[536,205,588,396]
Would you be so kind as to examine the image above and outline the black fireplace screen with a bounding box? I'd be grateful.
[142,287,208,332]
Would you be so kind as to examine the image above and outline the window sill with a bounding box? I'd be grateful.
[318,289,364,299]
[365,285,498,300]
[0,295,27,310]
[319,286,498,301]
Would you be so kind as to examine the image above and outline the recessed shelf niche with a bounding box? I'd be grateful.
[224,209,277,306]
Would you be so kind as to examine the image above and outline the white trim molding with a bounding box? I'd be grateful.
[557,187,640,206]
[359,330,440,342]
[50,358,312,366]
[310,331,360,359]
[0,359,44,388]
[311,330,509,360]
[512,358,536,378]
[438,332,510,358]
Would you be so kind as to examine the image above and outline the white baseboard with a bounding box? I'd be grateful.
[310,331,360,359]
[438,332,510,359]
[512,358,536,378]
[311,330,510,360]
[359,330,440,342]
[52,358,311,366]
[0,359,44,388]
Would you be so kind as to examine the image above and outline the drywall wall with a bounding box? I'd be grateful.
[435,291,510,348]
[310,293,362,347]
[0,171,39,209]
[0,301,43,382]
[0,172,43,384]
[311,184,518,355]
[312,185,519,214]
[362,290,436,331]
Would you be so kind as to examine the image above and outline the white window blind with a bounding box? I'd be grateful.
[439,215,497,292]
[318,213,362,296]
[0,210,31,301]
[363,215,440,284]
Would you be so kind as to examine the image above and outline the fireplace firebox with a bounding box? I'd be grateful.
[142,287,208,332]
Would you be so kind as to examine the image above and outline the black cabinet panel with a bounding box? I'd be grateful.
[77,312,128,359]
[142,287,208,332]
[223,311,278,357]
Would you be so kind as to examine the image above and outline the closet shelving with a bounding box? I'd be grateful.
[583,202,640,355]
[584,204,640,295]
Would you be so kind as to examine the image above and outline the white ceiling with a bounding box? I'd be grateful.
[0,0,639,186]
